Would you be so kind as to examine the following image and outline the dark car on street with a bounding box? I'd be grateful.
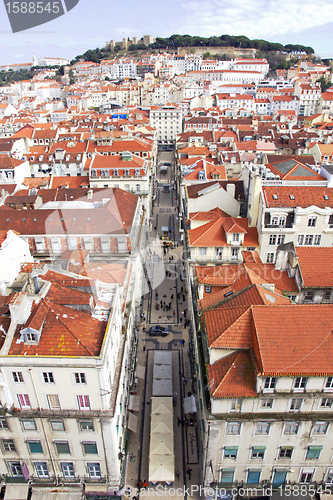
[148,326,169,337]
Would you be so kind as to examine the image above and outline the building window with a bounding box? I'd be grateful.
[320,398,333,408]
[54,441,70,454]
[47,394,60,410]
[306,446,322,459]
[251,447,265,459]
[78,395,90,410]
[27,440,43,454]
[314,235,321,245]
[326,469,333,484]
[83,442,98,454]
[230,399,242,412]
[325,377,333,390]
[247,470,261,484]
[266,253,275,263]
[279,447,293,459]
[260,398,273,409]
[271,217,278,225]
[199,248,207,256]
[12,372,24,383]
[224,447,238,459]
[277,235,285,245]
[61,462,75,478]
[284,422,299,435]
[0,417,9,429]
[294,376,307,391]
[324,291,331,301]
[87,462,101,479]
[232,233,239,242]
[312,422,328,434]
[49,419,65,431]
[17,394,31,409]
[1,439,16,453]
[308,216,317,227]
[268,235,277,245]
[226,422,241,435]
[74,373,86,384]
[304,235,313,245]
[220,469,235,483]
[8,462,23,477]
[35,462,49,478]
[297,234,304,246]
[205,285,212,293]
[255,422,270,435]
[290,398,302,411]
[263,376,276,392]
[79,420,94,431]
[279,217,286,227]
[305,291,314,301]
[231,247,239,259]
[21,419,36,430]
[43,372,54,383]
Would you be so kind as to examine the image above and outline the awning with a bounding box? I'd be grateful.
[152,377,173,397]
[149,433,174,455]
[136,365,145,379]
[184,395,197,414]
[150,413,173,434]
[4,485,29,500]
[149,454,175,482]
[128,395,140,411]
[31,492,82,500]
[84,485,109,494]
[151,397,173,415]
[153,364,172,380]
[128,412,138,432]
[161,226,169,232]
[153,351,172,365]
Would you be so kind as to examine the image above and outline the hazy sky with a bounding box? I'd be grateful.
[0,0,333,66]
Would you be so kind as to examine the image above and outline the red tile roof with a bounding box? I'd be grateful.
[207,351,257,398]
[9,299,106,357]
[252,304,333,376]
[263,186,333,208]
[296,247,333,288]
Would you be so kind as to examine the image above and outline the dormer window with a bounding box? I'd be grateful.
[114,169,118,176]
[232,233,240,242]
[135,169,140,176]
[39,156,43,161]
[124,169,129,176]
[91,170,97,177]
[48,155,53,161]
[26,332,38,343]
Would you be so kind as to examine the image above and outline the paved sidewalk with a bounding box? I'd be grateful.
[124,153,201,500]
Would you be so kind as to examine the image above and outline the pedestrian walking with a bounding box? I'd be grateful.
[181,286,184,292]
[187,468,192,480]
[169,257,171,263]
[143,480,148,489]
[171,294,174,300]
[182,338,185,346]
[183,294,185,301]
[160,300,163,307]
[168,302,171,309]
[178,417,181,426]
[176,469,180,480]
[173,310,175,317]
[143,345,146,352]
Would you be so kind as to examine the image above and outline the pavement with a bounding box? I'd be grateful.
[123,151,201,500]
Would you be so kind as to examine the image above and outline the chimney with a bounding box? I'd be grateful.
[9,292,30,324]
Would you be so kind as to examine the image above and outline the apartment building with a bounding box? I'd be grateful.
[150,104,182,143]
[0,262,138,498]
[198,299,333,490]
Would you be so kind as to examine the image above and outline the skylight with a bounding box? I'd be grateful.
[272,194,278,200]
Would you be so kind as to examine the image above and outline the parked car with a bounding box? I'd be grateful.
[148,326,169,337]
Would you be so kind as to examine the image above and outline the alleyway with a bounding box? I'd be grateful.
[124,149,201,500]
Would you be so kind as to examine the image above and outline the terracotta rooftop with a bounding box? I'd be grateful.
[296,247,333,288]
[9,299,106,357]
[252,304,333,376]
[207,351,257,398]
[262,186,333,208]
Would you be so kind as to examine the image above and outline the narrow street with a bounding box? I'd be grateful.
[124,149,201,500]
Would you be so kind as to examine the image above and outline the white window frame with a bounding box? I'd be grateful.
[284,422,299,435]
[17,394,31,409]
[226,422,241,435]
[61,462,75,478]
[294,376,307,392]
[255,422,270,435]
[74,373,87,384]
[78,395,90,410]
[35,462,49,478]
[263,376,276,392]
